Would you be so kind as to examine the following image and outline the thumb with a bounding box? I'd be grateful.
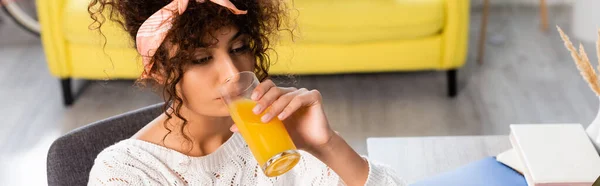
[230,124,239,133]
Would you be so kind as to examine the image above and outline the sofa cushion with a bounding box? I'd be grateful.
[63,0,444,46]
[295,0,445,44]
[63,0,134,48]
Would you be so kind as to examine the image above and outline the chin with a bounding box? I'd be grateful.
[214,107,231,117]
[188,101,231,117]
[210,103,232,117]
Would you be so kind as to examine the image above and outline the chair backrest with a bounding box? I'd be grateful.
[46,103,163,186]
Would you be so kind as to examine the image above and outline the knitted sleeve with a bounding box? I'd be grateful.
[299,152,406,186]
[362,157,406,186]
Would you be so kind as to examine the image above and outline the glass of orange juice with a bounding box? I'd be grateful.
[219,71,300,177]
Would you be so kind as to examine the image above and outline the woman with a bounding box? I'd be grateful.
[87,0,405,185]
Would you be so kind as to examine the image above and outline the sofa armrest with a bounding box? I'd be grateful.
[37,0,70,78]
[440,0,470,69]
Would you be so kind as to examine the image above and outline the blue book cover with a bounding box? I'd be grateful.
[410,157,527,186]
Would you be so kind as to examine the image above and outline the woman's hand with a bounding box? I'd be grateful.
[229,79,335,152]
[229,79,371,186]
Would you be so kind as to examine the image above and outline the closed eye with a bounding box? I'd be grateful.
[193,56,212,64]
[230,45,250,55]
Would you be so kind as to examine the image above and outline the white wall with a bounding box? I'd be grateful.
[470,0,574,8]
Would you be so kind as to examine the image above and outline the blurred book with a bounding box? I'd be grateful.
[510,124,600,186]
[410,157,527,186]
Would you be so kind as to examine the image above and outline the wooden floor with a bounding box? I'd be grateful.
[1,5,596,185]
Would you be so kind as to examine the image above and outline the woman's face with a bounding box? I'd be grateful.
[173,26,255,117]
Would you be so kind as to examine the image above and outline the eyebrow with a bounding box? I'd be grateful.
[229,31,243,43]
[199,31,245,48]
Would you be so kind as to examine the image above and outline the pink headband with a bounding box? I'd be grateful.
[136,0,247,79]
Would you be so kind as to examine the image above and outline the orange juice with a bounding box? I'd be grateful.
[229,99,300,177]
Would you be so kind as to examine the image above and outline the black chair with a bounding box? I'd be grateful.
[46,103,163,186]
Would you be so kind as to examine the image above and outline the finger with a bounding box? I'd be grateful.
[277,89,321,121]
[260,89,306,122]
[251,79,276,101]
[253,87,296,114]
[230,124,239,133]
[253,87,280,114]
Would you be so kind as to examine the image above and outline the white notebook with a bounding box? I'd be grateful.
[496,148,524,174]
[510,124,600,186]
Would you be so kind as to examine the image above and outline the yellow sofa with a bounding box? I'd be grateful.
[38,0,469,105]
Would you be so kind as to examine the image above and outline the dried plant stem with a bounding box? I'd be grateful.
[578,43,600,95]
[557,26,600,97]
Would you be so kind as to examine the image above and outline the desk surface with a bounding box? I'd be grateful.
[367,135,511,183]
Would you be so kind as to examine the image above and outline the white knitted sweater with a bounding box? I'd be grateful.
[88,134,405,185]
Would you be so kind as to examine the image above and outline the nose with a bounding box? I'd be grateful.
[217,53,240,83]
